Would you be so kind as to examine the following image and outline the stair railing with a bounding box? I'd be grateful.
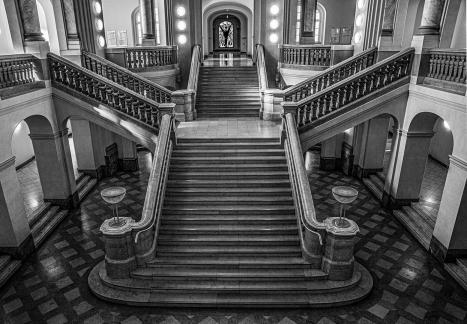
[282,113,359,280]
[81,50,173,103]
[283,47,415,130]
[48,53,162,130]
[187,44,202,92]
[254,44,269,91]
[284,47,378,102]
[100,113,176,279]
[125,46,178,70]
[0,54,41,89]
[279,44,332,66]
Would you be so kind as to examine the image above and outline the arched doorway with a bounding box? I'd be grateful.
[213,14,240,52]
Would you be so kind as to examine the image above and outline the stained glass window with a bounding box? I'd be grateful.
[219,21,234,48]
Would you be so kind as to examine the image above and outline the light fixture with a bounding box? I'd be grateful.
[356,14,364,27]
[98,35,106,47]
[93,1,102,14]
[178,34,187,44]
[270,5,279,15]
[357,0,365,10]
[443,120,450,130]
[269,33,279,43]
[177,20,187,31]
[176,6,186,17]
[270,19,279,30]
[354,32,362,44]
[96,19,104,31]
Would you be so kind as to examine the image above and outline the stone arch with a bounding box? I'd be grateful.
[203,2,253,56]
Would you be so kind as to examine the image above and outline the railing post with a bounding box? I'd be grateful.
[323,218,359,280]
[172,90,195,122]
[158,102,176,116]
[261,89,284,121]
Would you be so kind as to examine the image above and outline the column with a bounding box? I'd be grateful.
[140,0,156,45]
[320,134,344,171]
[353,117,390,178]
[70,119,105,179]
[387,130,434,206]
[431,155,467,262]
[18,0,44,41]
[381,0,397,36]
[417,0,446,35]
[0,156,33,258]
[62,0,80,49]
[29,129,79,208]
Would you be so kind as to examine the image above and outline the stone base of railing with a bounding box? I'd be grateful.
[260,89,284,121]
[422,77,466,95]
[172,90,196,122]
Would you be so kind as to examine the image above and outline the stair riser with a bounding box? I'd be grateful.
[177,138,278,144]
[169,166,288,172]
[165,191,292,197]
[158,241,300,246]
[172,152,285,158]
[168,174,289,180]
[163,209,295,216]
[166,182,290,188]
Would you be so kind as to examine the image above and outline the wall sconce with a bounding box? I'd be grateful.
[96,19,104,31]
[178,34,187,44]
[176,6,186,17]
[357,0,366,10]
[177,20,187,31]
[270,19,279,30]
[270,4,279,15]
[98,35,106,47]
[93,1,102,14]
[269,33,279,43]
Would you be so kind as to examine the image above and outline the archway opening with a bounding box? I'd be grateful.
[213,14,241,53]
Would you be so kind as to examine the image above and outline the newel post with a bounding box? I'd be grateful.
[100,219,136,279]
[322,218,359,280]
[172,90,196,122]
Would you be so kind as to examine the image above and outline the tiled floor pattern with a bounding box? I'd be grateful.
[17,136,80,218]
[176,117,281,139]
[2,153,467,323]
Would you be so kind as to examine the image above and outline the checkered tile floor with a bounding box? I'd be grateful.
[1,153,466,323]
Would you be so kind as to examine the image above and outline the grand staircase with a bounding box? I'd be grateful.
[196,66,261,118]
[89,135,372,307]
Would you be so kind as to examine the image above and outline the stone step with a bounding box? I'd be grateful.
[176,138,278,144]
[172,149,285,157]
[28,202,52,228]
[131,268,319,282]
[457,258,467,273]
[30,205,61,239]
[165,187,292,197]
[196,112,259,118]
[196,102,261,107]
[159,224,298,235]
[166,179,290,188]
[163,205,295,215]
[32,209,69,248]
[148,256,309,268]
[444,262,467,292]
[175,142,282,150]
[393,208,431,250]
[170,156,285,163]
[161,214,296,225]
[168,163,288,172]
[0,258,22,289]
[158,234,299,246]
[156,245,302,257]
[362,177,383,201]
[78,177,97,201]
[164,196,294,206]
[168,171,289,180]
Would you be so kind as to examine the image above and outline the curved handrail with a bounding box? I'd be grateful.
[187,44,202,91]
[133,114,175,246]
[289,47,414,129]
[48,52,161,129]
[284,47,378,101]
[255,44,268,91]
[81,50,173,103]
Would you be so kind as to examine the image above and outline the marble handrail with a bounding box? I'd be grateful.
[48,53,161,130]
[255,44,269,91]
[187,44,202,91]
[81,50,173,103]
[284,47,378,102]
[124,46,178,70]
[283,48,414,129]
[0,54,39,89]
[279,44,332,66]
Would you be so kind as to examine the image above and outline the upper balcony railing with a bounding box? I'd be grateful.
[0,54,40,89]
[283,48,414,129]
[48,53,162,130]
[284,47,378,102]
[81,50,173,103]
[422,48,466,94]
[279,44,331,67]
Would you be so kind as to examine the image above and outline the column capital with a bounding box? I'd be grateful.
[0,156,16,172]
[29,129,69,140]
[398,129,435,138]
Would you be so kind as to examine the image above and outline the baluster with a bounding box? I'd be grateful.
[311,80,317,94]
[446,55,455,81]
[317,97,325,118]
[310,101,318,121]
[456,56,465,83]
[151,107,159,127]
[304,103,312,124]
[434,54,442,79]
[428,54,435,78]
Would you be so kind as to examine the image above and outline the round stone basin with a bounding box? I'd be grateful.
[332,186,358,204]
[101,187,126,205]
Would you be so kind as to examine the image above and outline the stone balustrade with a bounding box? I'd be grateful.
[0,54,40,89]
[125,46,178,70]
[279,44,332,66]
[101,113,176,278]
[81,50,173,104]
[284,47,378,102]
[48,52,162,130]
[282,112,359,280]
[283,48,414,129]
[422,49,466,94]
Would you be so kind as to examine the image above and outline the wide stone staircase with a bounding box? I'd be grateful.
[90,136,372,307]
[196,66,261,118]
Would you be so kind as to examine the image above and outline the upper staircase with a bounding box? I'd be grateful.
[196,66,261,118]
